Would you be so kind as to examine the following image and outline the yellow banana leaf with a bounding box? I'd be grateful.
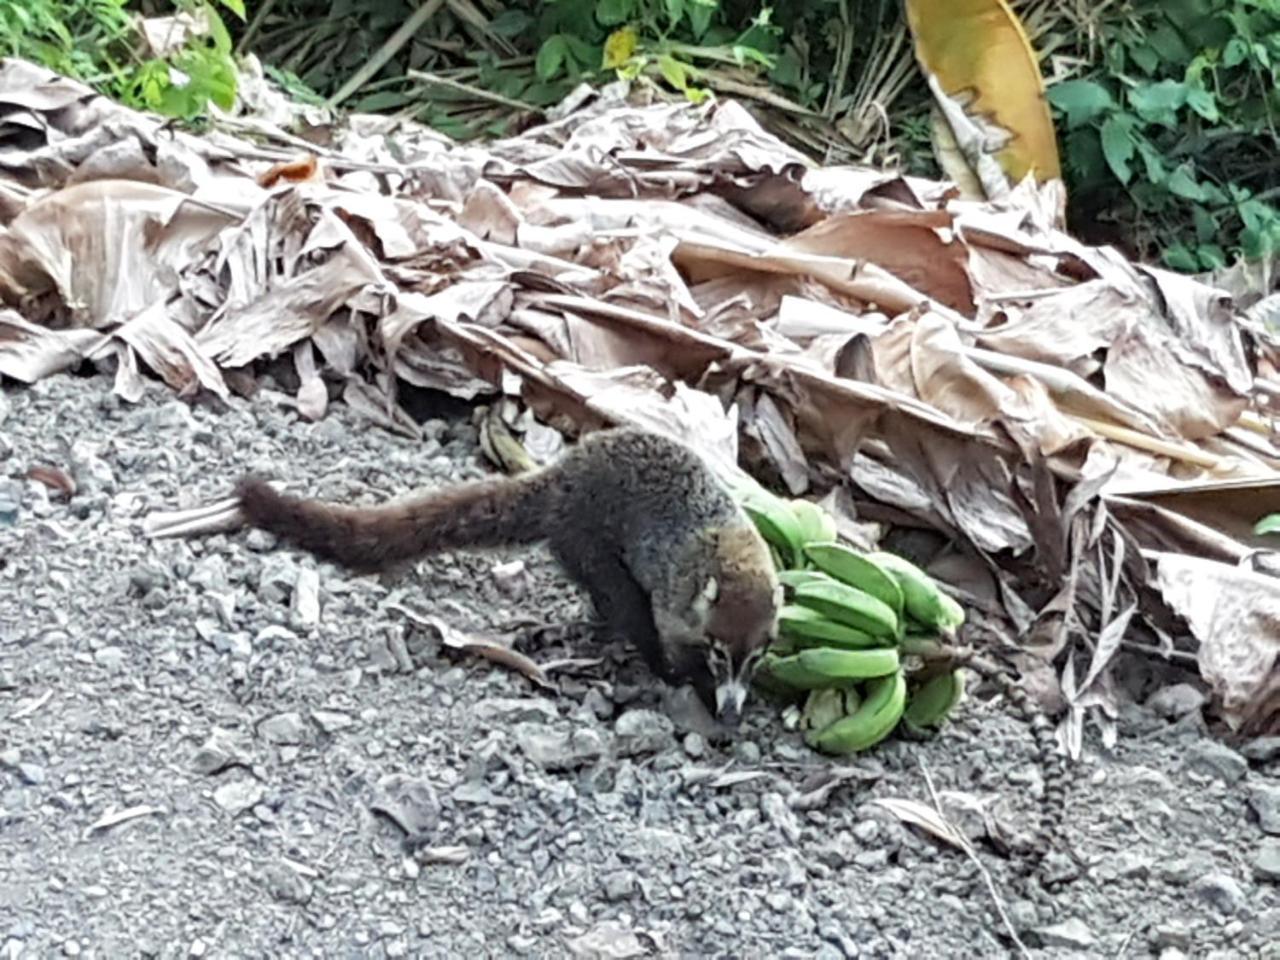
[904,0,1062,197]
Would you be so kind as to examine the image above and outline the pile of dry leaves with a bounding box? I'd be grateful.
[0,56,1276,746]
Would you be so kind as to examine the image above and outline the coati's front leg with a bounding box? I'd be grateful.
[549,539,675,684]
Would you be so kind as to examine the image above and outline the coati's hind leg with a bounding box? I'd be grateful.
[548,539,672,682]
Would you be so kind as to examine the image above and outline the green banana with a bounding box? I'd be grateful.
[777,570,833,591]
[903,668,966,730]
[742,495,805,568]
[805,669,908,755]
[777,604,884,650]
[802,542,906,625]
[791,579,900,641]
[788,498,838,546]
[867,551,966,633]
[759,646,901,690]
[801,687,858,733]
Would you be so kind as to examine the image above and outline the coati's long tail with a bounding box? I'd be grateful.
[235,468,559,574]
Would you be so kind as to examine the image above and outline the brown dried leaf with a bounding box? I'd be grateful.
[1153,552,1280,734]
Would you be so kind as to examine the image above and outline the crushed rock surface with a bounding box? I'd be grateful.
[0,373,1277,960]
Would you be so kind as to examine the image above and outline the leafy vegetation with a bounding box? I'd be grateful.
[0,0,245,120]
[1047,0,1280,270]
[5,0,1280,274]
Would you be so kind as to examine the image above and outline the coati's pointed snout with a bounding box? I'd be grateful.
[714,678,748,728]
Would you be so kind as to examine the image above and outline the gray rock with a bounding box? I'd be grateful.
[261,863,313,904]
[1146,683,1207,719]
[514,723,606,771]
[566,921,647,959]
[16,763,44,785]
[213,778,264,816]
[1034,918,1095,949]
[1192,872,1247,914]
[1184,740,1248,783]
[291,567,321,627]
[473,698,560,725]
[601,870,635,901]
[92,645,126,670]
[1254,840,1280,882]
[613,709,674,756]
[1248,784,1280,835]
[259,711,308,745]
[1241,737,1280,764]
[311,709,355,734]
[1151,921,1191,949]
[190,729,251,776]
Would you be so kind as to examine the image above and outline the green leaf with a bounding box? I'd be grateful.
[596,0,633,27]
[490,10,534,37]
[664,0,684,25]
[1100,115,1135,184]
[1047,79,1115,126]
[536,35,568,80]
[1196,245,1227,270]
[215,0,246,19]
[1167,163,1206,201]
[1162,244,1199,272]
[657,53,688,90]
[1136,141,1167,185]
[1128,79,1187,126]
[1186,87,1219,122]
[1223,36,1249,67]
[1129,42,1160,74]
[1192,205,1218,243]
[1255,514,1280,536]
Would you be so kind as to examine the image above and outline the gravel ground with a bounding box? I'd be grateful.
[1,371,1279,960]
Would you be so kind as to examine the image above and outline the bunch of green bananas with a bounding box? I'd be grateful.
[741,492,967,756]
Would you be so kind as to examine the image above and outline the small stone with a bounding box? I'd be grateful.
[1241,737,1280,764]
[1254,840,1280,882]
[581,688,613,721]
[291,568,321,627]
[262,863,313,905]
[473,698,560,725]
[1248,784,1280,835]
[311,709,354,734]
[385,942,406,959]
[1146,683,1206,719]
[191,729,250,776]
[514,723,606,771]
[1157,926,1192,957]
[213,778,264,816]
[602,871,635,901]
[1192,873,1247,914]
[765,891,793,913]
[567,921,645,960]
[93,646,126,670]
[490,560,526,596]
[16,763,44,785]
[1034,918,1095,949]
[258,712,308,745]
[852,820,880,844]
[62,940,80,957]
[614,709,674,756]
[1184,741,1248,784]
[733,740,761,765]
[682,732,705,758]
[189,939,207,958]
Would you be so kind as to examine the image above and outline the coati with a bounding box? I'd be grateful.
[234,427,782,726]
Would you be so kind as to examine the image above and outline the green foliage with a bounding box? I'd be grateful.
[0,0,246,122]
[531,0,781,103]
[1257,513,1280,536]
[1047,0,1280,271]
